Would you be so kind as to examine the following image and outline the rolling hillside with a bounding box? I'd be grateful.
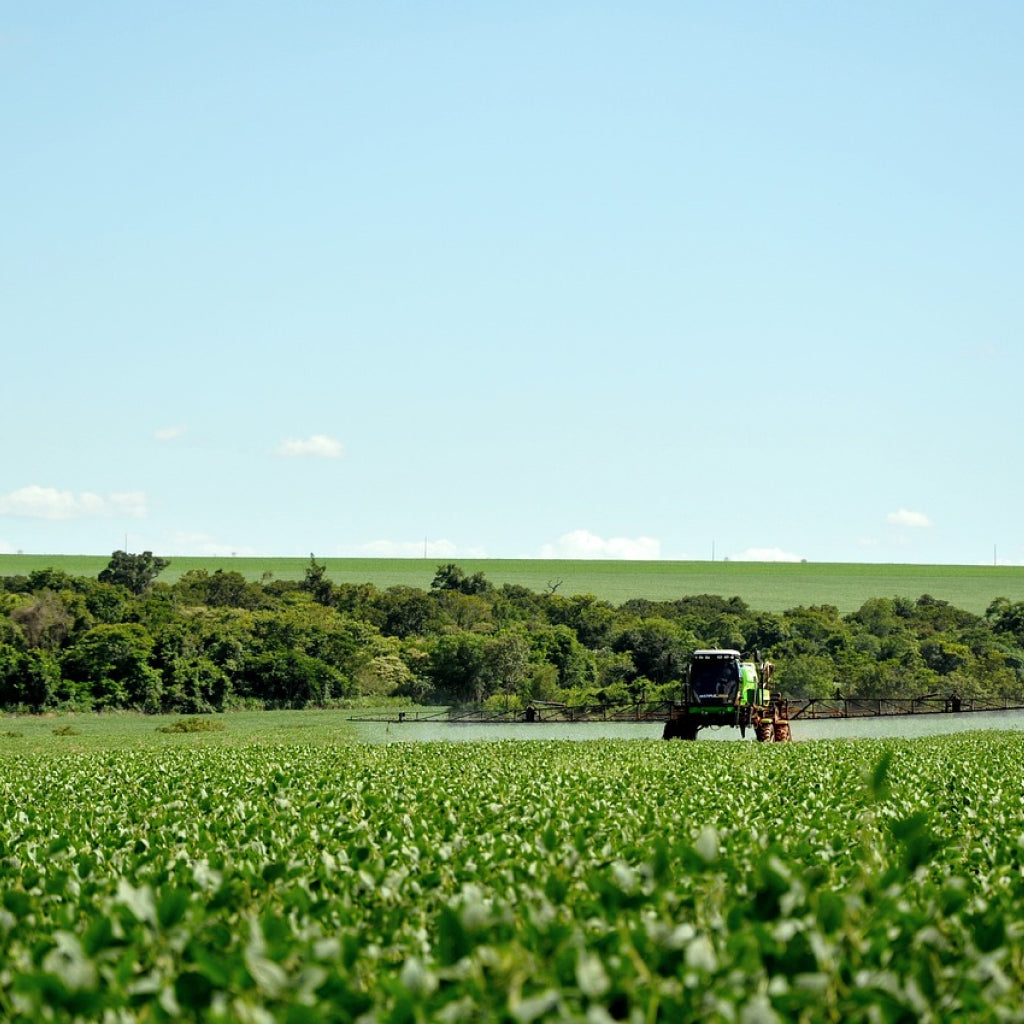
[1,554,1022,614]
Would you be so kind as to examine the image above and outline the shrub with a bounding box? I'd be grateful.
[156,716,226,734]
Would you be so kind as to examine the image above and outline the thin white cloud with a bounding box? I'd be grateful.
[155,426,186,441]
[886,508,932,529]
[164,532,257,557]
[0,486,148,520]
[540,529,660,560]
[966,342,999,359]
[339,539,489,558]
[274,434,345,459]
[730,547,804,562]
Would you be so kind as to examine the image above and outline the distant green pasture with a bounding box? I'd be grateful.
[0,708,360,753]
[2,554,1023,614]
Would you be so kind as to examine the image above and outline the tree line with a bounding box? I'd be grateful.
[0,553,1023,714]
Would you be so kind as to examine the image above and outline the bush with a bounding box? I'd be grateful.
[156,716,226,734]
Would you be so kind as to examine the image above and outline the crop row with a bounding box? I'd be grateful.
[1,735,1023,1021]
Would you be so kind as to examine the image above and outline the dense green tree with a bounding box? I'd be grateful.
[492,584,547,627]
[987,599,1024,644]
[547,594,616,649]
[463,572,493,596]
[0,643,62,709]
[376,586,443,638]
[740,612,789,654]
[20,648,63,708]
[427,632,488,703]
[249,604,382,684]
[431,590,494,632]
[481,630,532,699]
[780,605,851,658]
[355,652,416,697]
[26,568,79,593]
[431,564,493,596]
[301,555,335,605]
[619,598,670,619]
[175,569,265,609]
[523,661,561,703]
[674,594,751,617]
[161,655,231,713]
[920,638,971,676]
[774,653,837,698]
[152,613,250,702]
[98,550,170,596]
[593,648,637,697]
[60,623,162,710]
[529,625,595,690]
[82,582,129,625]
[910,594,979,634]
[238,650,347,707]
[129,584,181,632]
[877,632,922,670]
[331,582,381,621]
[848,597,902,638]
[0,610,23,650]
[431,563,466,592]
[612,617,694,687]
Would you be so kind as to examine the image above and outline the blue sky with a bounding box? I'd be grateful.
[3,2,1022,564]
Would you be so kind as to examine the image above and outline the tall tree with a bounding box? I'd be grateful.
[431,563,492,596]
[301,555,334,605]
[98,550,170,596]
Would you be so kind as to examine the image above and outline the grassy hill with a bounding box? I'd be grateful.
[1,554,1022,615]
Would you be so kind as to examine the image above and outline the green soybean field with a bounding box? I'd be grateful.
[2,733,1024,1021]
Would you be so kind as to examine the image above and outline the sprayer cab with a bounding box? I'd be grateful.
[687,650,771,704]
[689,649,742,703]
[664,648,780,740]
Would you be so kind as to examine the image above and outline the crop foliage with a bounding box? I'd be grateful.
[1,734,1023,1021]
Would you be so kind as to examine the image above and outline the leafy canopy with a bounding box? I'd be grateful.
[98,550,170,596]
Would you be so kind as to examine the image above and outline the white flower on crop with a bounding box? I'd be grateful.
[400,956,437,998]
[694,825,719,863]
[576,951,610,998]
[611,860,638,892]
[685,935,718,973]
[42,932,96,991]
[116,879,156,925]
[458,884,491,932]
[740,993,781,1024]
[511,990,560,1023]
[191,860,223,892]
